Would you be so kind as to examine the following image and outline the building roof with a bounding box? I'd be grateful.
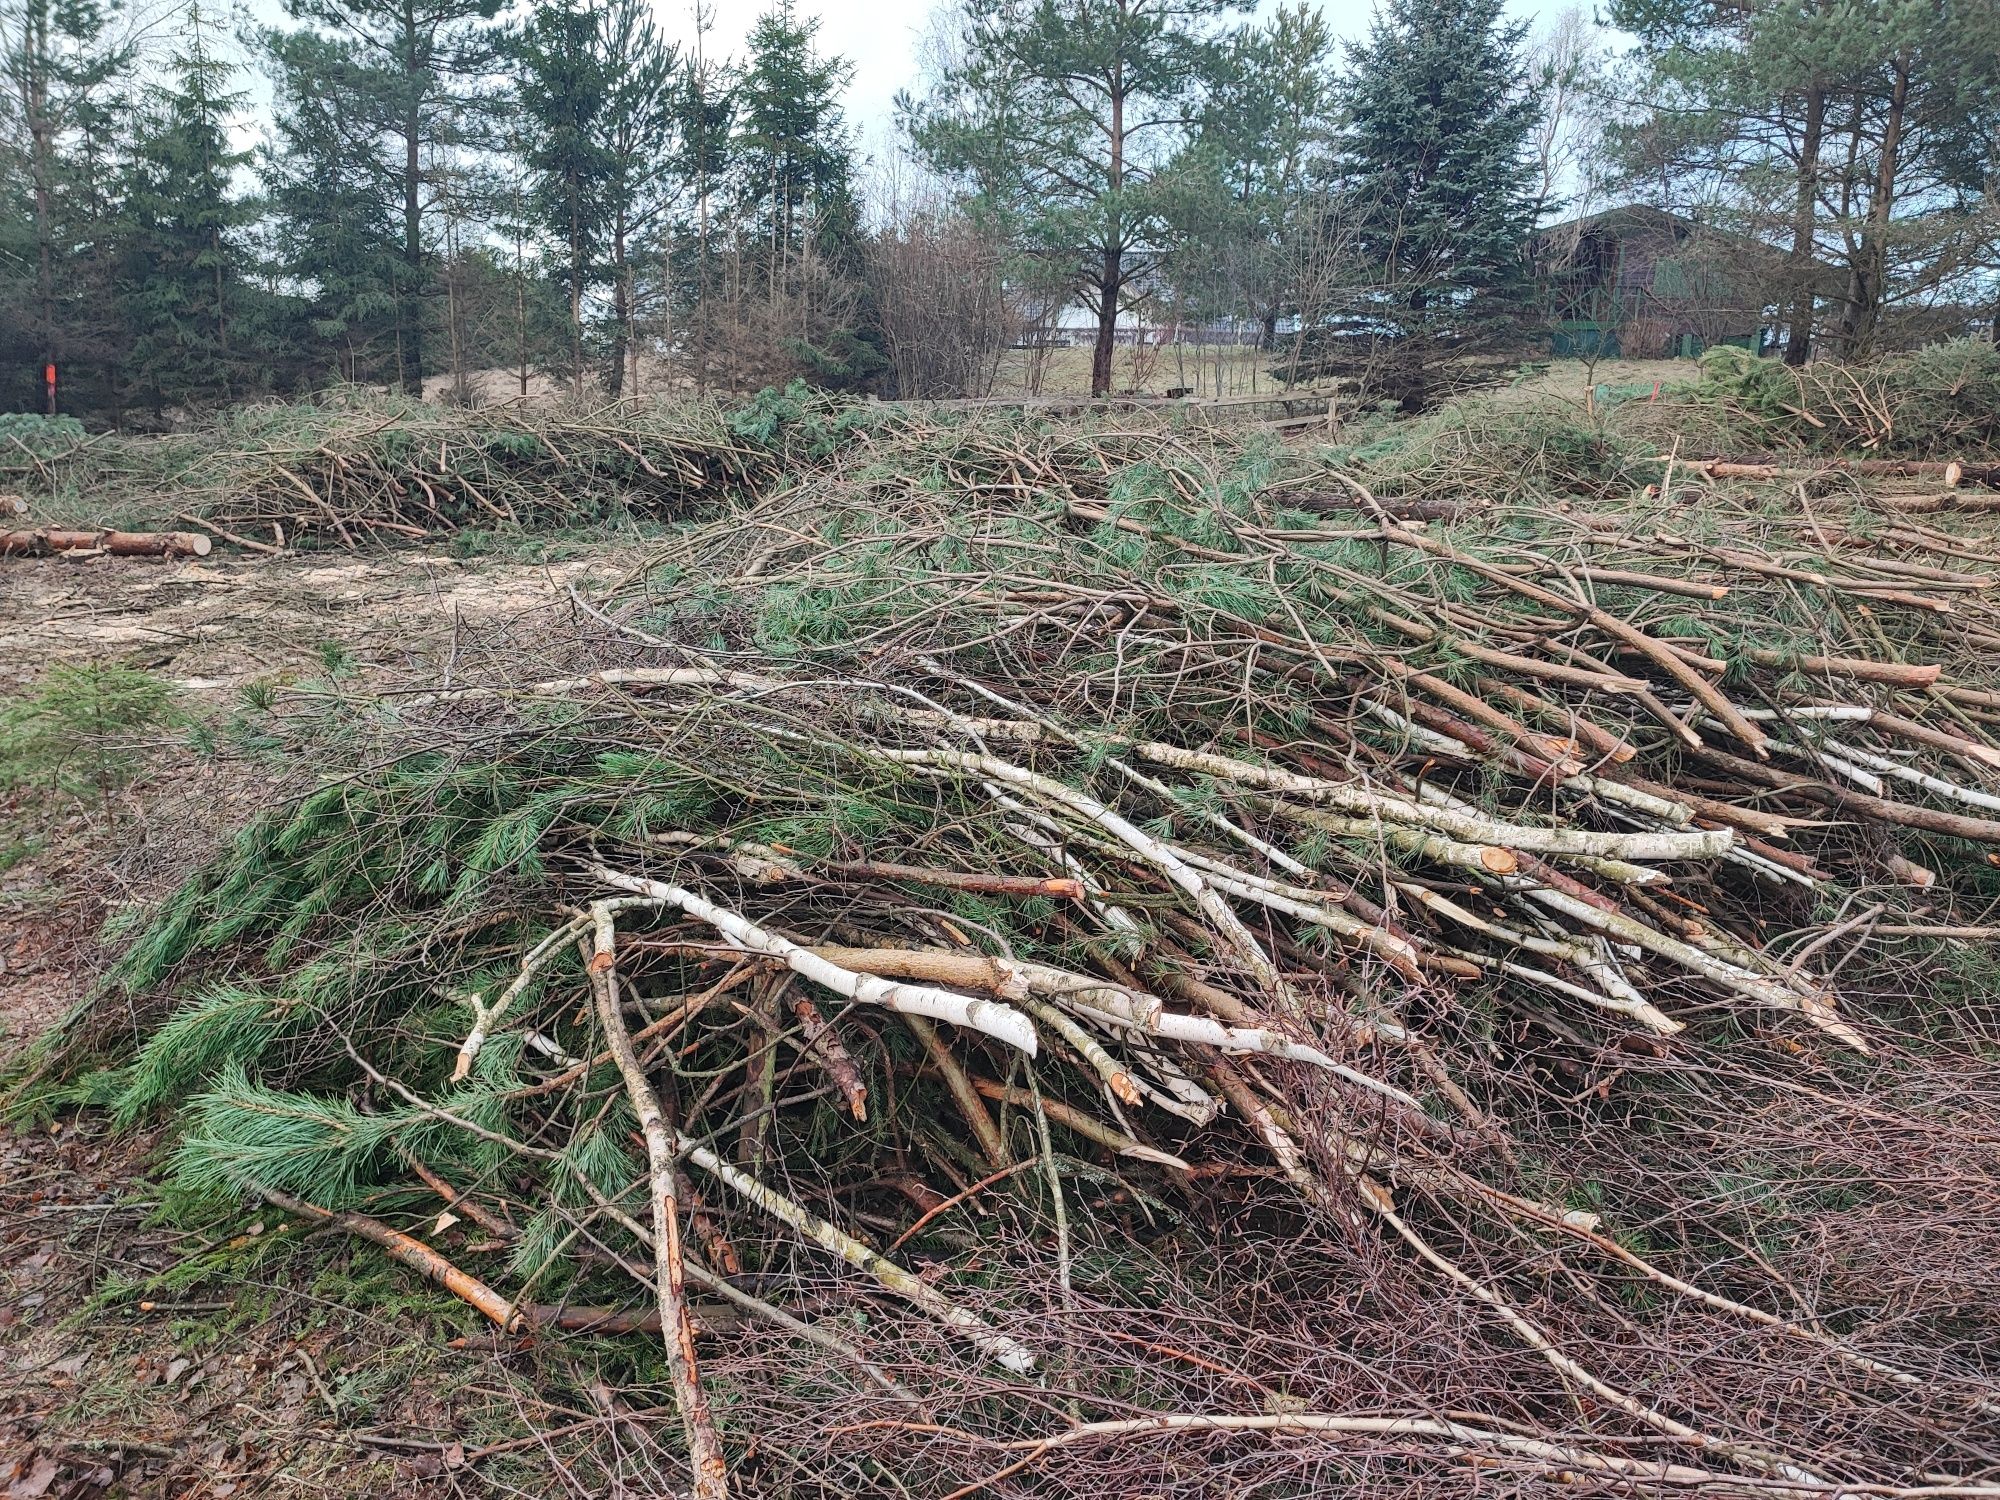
[1532,203,1842,288]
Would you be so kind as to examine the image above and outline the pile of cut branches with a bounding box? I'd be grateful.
[1661,338,2000,459]
[2,388,818,547]
[24,409,2000,1495]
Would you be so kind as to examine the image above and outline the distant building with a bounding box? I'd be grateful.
[1006,258,1296,351]
[1022,308,1286,349]
[1529,205,1829,359]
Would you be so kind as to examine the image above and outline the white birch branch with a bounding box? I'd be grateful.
[590,866,1039,1055]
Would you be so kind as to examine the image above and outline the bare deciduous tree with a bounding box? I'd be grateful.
[866,183,1015,398]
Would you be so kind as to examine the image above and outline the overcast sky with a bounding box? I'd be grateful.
[226,0,1575,158]
[565,0,1570,159]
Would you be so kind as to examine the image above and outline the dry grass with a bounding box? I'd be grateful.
[989,342,1699,403]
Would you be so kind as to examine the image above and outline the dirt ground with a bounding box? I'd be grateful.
[2,544,637,1037]
[2,543,647,1498]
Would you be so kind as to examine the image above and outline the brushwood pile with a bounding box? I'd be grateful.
[18,354,2000,1495]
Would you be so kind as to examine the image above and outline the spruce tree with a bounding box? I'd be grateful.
[117,4,255,412]
[1318,0,1541,409]
[673,4,734,391]
[0,0,133,416]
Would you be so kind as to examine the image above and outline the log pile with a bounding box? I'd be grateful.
[36,409,2000,1496]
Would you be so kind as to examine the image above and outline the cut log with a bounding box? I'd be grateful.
[1,526,211,558]
[1650,456,2000,490]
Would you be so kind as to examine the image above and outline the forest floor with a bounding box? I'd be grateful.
[2,543,647,1498]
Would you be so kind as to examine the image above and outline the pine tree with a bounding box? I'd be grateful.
[734,2,853,269]
[1168,4,1341,355]
[1308,0,1542,409]
[511,0,611,395]
[1609,0,2000,361]
[724,2,877,389]
[596,0,678,397]
[263,0,504,395]
[264,30,405,386]
[117,4,255,412]
[908,0,1250,397]
[509,0,682,397]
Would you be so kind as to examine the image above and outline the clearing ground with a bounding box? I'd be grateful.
[5,349,1999,1497]
[3,543,652,1498]
[986,344,1697,402]
[2,543,637,1037]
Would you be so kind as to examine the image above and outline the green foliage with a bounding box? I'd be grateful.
[508,0,681,393]
[1288,0,1542,408]
[1888,341,2000,453]
[0,663,178,817]
[1676,340,2000,457]
[0,414,88,466]
[734,3,862,266]
[1692,344,1797,420]
[725,380,897,460]
[112,986,298,1123]
[115,4,262,413]
[262,0,505,397]
[1166,5,1342,339]
[907,0,1249,396]
[1353,395,1650,501]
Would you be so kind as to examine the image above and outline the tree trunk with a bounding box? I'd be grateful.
[515,226,529,398]
[569,182,586,399]
[609,210,631,399]
[1091,57,1126,401]
[1830,89,1869,353]
[1400,288,1430,414]
[1090,257,1121,399]
[3,527,212,558]
[26,2,56,413]
[1783,82,1825,367]
[1848,48,1911,359]
[402,83,425,397]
